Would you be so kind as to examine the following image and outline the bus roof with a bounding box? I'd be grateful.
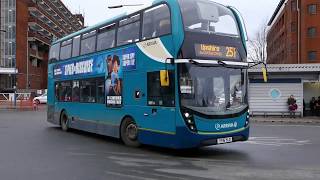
[52,0,169,45]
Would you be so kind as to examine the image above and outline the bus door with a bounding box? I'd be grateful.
[143,70,176,134]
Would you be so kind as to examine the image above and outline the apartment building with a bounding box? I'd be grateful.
[0,0,84,91]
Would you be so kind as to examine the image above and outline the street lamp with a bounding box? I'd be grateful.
[108,4,144,9]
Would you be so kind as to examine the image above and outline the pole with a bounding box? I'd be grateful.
[26,27,29,90]
[297,0,301,64]
[13,83,16,108]
[108,4,144,9]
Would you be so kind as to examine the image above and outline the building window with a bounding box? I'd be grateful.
[290,44,296,53]
[291,1,296,11]
[308,51,317,61]
[307,27,317,37]
[308,4,317,15]
[142,4,171,40]
[291,22,297,32]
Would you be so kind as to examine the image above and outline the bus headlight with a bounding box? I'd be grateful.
[245,110,250,127]
[182,111,197,132]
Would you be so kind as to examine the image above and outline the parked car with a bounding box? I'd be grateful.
[33,93,47,104]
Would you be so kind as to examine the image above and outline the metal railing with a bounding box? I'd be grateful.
[0,93,31,102]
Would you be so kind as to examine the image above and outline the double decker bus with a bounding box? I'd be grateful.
[48,0,251,149]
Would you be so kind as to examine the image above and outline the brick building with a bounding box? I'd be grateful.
[0,0,84,92]
[267,0,320,64]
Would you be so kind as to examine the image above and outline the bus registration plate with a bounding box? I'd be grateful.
[217,137,233,144]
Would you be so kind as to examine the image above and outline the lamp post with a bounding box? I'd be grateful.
[108,4,144,9]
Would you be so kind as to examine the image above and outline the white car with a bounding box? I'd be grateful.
[33,93,47,104]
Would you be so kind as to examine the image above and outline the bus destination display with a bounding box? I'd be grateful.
[195,44,239,60]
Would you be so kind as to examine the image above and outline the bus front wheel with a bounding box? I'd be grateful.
[120,117,141,147]
[60,111,69,132]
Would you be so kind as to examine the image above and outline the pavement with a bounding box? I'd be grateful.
[0,111,320,180]
[0,102,47,111]
[251,116,320,124]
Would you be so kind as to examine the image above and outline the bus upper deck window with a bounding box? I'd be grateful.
[97,29,115,51]
[81,31,97,55]
[117,21,140,46]
[72,35,81,57]
[142,4,171,40]
[60,39,72,60]
[49,43,60,61]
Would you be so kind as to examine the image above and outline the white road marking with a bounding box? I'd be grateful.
[108,156,181,166]
[105,171,155,180]
[255,124,320,128]
[130,169,188,180]
[243,137,311,146]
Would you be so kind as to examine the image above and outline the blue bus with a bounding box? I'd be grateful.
[47,0,252,149]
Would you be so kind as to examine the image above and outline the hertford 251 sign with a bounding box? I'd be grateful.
[195,44,239,60]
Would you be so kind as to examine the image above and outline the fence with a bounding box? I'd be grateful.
[0,93,34,110]
[0,93,32,102]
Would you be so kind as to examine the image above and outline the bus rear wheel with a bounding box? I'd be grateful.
[120,117,141,147]
[60,111,69,132]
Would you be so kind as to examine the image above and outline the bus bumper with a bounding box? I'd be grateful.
[138,125,249,149]
[175,125,250,149]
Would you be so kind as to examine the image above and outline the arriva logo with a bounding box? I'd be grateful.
[215,122,238,131]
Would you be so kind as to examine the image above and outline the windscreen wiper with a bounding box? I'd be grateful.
[186,59,248,69]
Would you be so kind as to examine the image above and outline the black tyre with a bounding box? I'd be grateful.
[60,111,69,132]
[120,117,141,147]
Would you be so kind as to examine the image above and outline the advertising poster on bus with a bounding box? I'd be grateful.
[105,47,136,107]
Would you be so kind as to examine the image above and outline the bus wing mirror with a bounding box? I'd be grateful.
[262,67,268,83]
[160,70,170,87]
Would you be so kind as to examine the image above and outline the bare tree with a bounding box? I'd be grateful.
[248,23,268,63]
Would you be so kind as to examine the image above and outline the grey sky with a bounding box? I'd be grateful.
[62,0,280,38]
